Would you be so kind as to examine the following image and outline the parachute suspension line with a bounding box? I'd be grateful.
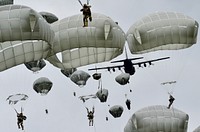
[87,0,90,5]
[127,79,133,93]
[162,49,189,95]
[78,0,90,6]
[98,78,102,89]
[13,106,18,113]
[82,102,87,108]
[32,60,40,74]
[36,60,40,67]
[142,52,164,83]
[92,35,102,90]
[171,105,176,116]
[21,107,23,113]
[161,82,176,96]
[78,0,83,6]
[42,95,49,115]
[12,107,19,116]
[170,48,194,93]
[141,50,184,95]
[7,94,28,115]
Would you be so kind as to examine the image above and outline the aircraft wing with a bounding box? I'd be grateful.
[132,57,170,67]
[88,64,124,71]
[111,57,143,63]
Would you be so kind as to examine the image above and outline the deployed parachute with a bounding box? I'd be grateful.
[46,13,126,70]
[96,88,108,103]
[39,11,59,24]
[161,81,177,85]
[92,72,102,90]
[109,105,124,118]
[127,11,198,54]
[115,73,130,85]
[126,11,198,93]
[124,105,189,132]
[70,70,90,87]
[24,59,46,73]
[92,73,101,80]
[33,77,53,95]
[0,0,13,6]
[79,94,97,103]
[0,5,54,72]
[6,93,29,112]
[6,93,28,105]
[33,77,53,114]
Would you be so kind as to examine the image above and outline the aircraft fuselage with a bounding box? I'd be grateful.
[124,59,135,75]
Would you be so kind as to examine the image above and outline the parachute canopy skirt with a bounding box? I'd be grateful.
[33,77,53,95]
[24,59,46,72]
[126,11,199,54]
[124,105,189,132]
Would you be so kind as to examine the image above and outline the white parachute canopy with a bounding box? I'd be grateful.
[126,11,198,54]
[70,70,90,87]
[126,11,198,93]
[46,13,126,70]
[24,59,46,73]
[115,73,130,85]
[96,88,108,103]
[6,93,28,105]
[0,5,54,72]
[124,105,189,132]
[33,77,53,96]
[109,105,124,118]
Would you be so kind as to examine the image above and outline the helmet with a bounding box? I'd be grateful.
[83,4,87,7]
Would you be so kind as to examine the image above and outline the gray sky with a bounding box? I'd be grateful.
[0,0,200,132]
